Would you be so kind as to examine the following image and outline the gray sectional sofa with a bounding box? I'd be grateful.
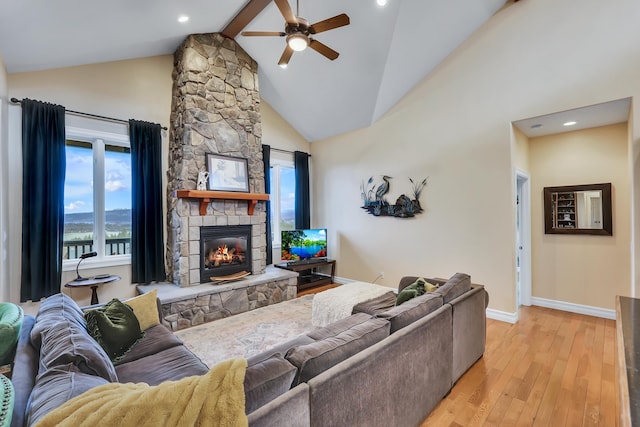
[248,272,488,427]
[11,273,488,427]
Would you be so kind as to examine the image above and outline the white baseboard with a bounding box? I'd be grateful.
[332,276,354,285]
[486,309,518,324]
[530,297,615,320]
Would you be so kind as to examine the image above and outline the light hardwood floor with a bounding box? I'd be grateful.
[422,306,618,427]
[297,283,339,297]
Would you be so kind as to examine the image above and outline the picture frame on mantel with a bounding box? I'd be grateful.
[206,153,249,192]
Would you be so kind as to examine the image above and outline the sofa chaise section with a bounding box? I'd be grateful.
[307,304,453,427]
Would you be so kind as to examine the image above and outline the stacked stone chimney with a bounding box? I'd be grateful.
[166,34,266,287]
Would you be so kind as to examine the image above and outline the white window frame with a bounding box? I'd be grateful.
[62,126,131,271]
[270,152,295,248]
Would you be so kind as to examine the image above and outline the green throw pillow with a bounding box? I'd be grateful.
[84,299,144,363]
[395,277,439,306]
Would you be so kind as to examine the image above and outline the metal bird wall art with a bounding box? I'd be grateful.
[360,176,429,218]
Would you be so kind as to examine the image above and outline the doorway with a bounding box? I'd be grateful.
[516,169,531,307]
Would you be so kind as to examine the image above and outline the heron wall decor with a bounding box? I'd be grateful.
[360,176,428,217]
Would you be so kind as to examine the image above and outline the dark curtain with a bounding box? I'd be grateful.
[294,151,310,229]
[20,99,66,302]
[129,120,166,284]
[262,145,273,265]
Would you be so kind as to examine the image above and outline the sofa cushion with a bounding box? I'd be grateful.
[84,299,144,363]
[247,335,315,365]
[27,363,110,426]
[124,289,160,331]
[378,292,443,333]
[434,273,472,304]
[352,292,397,316]
[113,324,183,366]
[306,312,372,341]
[395,277,439,306]
[115,345,209,385]
[38,317,117,382]
[286,317,390,386]
[30,293,87,348]
[244,353,297,414]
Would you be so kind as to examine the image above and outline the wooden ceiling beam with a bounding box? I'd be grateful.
[221,0,273,39]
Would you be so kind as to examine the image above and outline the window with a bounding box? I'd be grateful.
[269,153,296,247]
[63,127,131,267]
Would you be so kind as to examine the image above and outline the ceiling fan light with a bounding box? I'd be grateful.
[287,34,309,52]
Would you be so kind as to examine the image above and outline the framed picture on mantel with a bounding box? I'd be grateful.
[206,153,249,192]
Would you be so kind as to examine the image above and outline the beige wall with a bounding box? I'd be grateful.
[0,55,8,301]
[261,100,309,152]
[530,124,631,309]
[311,0,640,314]
[5,54,308,308]
[512,126,530,173]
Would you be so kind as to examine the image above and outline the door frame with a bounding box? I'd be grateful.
[515,168,532,307]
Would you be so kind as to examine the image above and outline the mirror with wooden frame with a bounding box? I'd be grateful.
[543,183,612,235]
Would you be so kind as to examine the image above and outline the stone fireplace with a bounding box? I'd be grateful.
[166,33,266,287]
[145,33,297,331]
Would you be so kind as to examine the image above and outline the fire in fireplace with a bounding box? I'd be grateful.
[200,225,252,283]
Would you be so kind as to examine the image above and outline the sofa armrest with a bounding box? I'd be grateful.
[248,383,310,427]
[448,285,487,384]
[10,315,37,427]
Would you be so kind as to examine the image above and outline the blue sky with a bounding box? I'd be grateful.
[64,145,131,214]
[303,228,326,241]
[280,167,295,215]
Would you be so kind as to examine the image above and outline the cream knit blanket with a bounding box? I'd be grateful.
[312,282,394,327]
[34,358,248,427]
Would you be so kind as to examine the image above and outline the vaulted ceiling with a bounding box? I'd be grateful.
[0,0,508,141]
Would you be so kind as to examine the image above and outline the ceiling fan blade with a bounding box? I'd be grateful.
[309,39,339,60]
[278,46,295,66]
[274,0,298,25]
[221,0,273,39]
[241,31,286,37]
[309,13,350,34]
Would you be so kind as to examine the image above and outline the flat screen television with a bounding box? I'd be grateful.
[281,228,327,263]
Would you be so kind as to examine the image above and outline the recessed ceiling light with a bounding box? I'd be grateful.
[563,121,577,126]
[531,124,543,129]
[377,0,388,6]
[178,15,189,23]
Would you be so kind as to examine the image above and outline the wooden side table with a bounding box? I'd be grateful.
[65,275,121,305]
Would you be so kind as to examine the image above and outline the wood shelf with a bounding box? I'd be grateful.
[552,191,578,229]
[177,190,269,216]
[274,259,336,292]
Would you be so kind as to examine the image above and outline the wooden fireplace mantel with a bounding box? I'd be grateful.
[176,190,269,216]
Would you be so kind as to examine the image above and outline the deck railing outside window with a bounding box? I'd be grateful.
[63,238,130,260]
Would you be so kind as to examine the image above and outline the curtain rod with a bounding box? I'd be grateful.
[270,147,311,157]
[10,98,168,131]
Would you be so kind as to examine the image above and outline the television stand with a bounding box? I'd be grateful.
[275,259,336,293]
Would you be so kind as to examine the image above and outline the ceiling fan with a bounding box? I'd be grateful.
[241,0,350,67]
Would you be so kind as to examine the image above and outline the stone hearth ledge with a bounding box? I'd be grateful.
[136,266,299,331]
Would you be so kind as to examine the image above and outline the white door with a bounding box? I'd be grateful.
[590,194,602,228]
[516,169,532,307]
